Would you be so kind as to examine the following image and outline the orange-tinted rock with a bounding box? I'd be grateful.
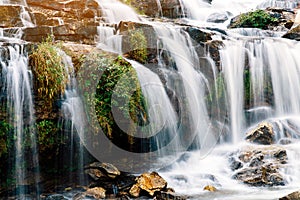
[0,5,27,28]
[134,172,167,196]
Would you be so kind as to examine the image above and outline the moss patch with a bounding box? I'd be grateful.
[229,10,278,29]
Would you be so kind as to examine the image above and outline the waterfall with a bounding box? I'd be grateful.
[179,0,265,26]
[97,25,122,54]
[59,49,87,185]
[220,40,246,143]
[258,0,300,9]
[153,23,219,153]
[1,44,39,197]
[96,0,140,23]
[127,60,179,155]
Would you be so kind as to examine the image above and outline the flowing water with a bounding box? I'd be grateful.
[93,0,300,199]
[2,0,300,199]
[1,43,39,198]
[59,49,87,185]
[96,0,140,23]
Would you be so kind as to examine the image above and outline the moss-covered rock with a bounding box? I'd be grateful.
[228,9,278,29]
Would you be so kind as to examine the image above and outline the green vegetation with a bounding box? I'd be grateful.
[128,29,148,63]
[36,120,59,151]
[0,121,13,157]
[230,10,278,29]
[79,53,147,142]
[244,69,252,107]
[29,36,68,108]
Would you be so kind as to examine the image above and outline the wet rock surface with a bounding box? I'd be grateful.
[245,121,274,145]
[283,24,300,40]
[280,190,300,200]
[0,5,32,28]
[229,145,287,186]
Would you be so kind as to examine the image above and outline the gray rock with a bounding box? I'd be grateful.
[207,12,229,23]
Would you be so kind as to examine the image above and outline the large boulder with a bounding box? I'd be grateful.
[245,121,274,145]
[129,172,167,197]
[85,162,121,179]
[229,145,287,186]
[228,8,296,31]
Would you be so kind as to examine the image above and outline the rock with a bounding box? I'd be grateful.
[85,187,106,199]
[131,172,167,197]
[229,157,243,170]
[120,0,183,18]
[154,191,187,200]
[85,162,121,179]
[233,164,284,186]
[207,12,229,23]
[228,8,295,31]
[203,185,217,192]
[185,27,213,44]
[245,121,274,145]
[0,5,31,28]
[283,24,300,40]
[129,184,141,198]
[85,168,106,181]
[229,145,287,187]
[22,26,53,42]
[44,194,67,200]
[33,11,61,26]
[279,190,300,200]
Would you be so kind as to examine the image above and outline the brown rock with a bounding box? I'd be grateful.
[27,0,63,11]
[283,24,300,41]
[245,121,274,145]
[279,190,300,200]
[22,26,52,42]
[203,185,217,192]
[85,168,106,181]
[0,5,28,28]
[85,187,106,199]
[129,184,140,198]
[85,162,121,179]
[154,191,187,200]
[135,172,167,196]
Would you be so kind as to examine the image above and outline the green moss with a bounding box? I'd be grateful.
[230,10,278,29]
[29,37,68,108]
[36,120,59,151]
[0,121,13,158]
[128,29,148,64]
[79,53,147,142]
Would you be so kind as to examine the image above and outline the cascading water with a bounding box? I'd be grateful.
[1,44,39,197]
[220,39,246,143]
[92,0,300,198]
[96,0,140,23]
[178,0,266,27]
[153,23,219,152]
[59,49,87,185]
[97,25,122,54]
[126,60,179,155]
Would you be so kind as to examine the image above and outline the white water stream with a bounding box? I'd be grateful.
[93,0,300,199]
